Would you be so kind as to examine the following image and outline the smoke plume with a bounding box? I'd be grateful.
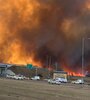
[0,0,90,74]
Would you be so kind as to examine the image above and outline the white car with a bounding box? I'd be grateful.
[48,79,61,85]
[6,74,15,79]
[31,76,40,80]
[71,79,84,84]
[48,79,56,84]
[13,75,24,80]
[23,76,30,80]
[55,80,61,85]
[56,78,68,83]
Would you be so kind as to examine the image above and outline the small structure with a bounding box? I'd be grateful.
[53,71,68,79]
[0,63,15,77]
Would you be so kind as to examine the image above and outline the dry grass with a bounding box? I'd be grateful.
[0,78,90,100]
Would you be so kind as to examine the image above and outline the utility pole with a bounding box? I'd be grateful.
[82,38,90,76]
[82,38,84,78]
[55,62,58,71]
[47,55,51,78]
[49,56,51,78]
[81,37,90,87]
[35,68,37,76]
[5,65,8,77]
[81,38,84,88]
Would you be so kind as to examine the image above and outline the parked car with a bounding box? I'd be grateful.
[13,75,24,80]
[6,74,25,80]
[23,76,30,80]
[48,79,61,85]
[55,78,68,83]
[31,76,40,80]
[71,79,84,84]
[6,74,15,79]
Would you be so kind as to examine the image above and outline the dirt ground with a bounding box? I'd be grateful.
[0,78,90,100]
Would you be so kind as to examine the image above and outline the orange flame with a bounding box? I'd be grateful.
[82,0,90,12]
[0,0,90,73]
[85,0,90,10]
[0,0,41,66]
[0,0,53,66]
[68,72,84,77]
[62,65,84,77]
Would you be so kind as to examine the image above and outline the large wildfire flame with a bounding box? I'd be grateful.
[0,0,90,76]
[0,0,41,66]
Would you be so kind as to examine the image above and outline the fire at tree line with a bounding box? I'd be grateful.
[0,63,90,80]
[0,0,90,82]
[0,0,90,77]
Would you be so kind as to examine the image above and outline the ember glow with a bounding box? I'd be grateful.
[0,0,90,75]
[62,65,84,77]
[66,70,84,77]
[68,72,84,77]
[85,0,90,10]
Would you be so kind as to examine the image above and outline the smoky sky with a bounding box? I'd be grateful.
[0,0,90,71]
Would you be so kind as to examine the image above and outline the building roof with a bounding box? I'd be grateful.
[54,71,68,74]
[0,63,13,68]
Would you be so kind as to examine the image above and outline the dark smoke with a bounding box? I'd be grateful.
[0,0,90,72]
